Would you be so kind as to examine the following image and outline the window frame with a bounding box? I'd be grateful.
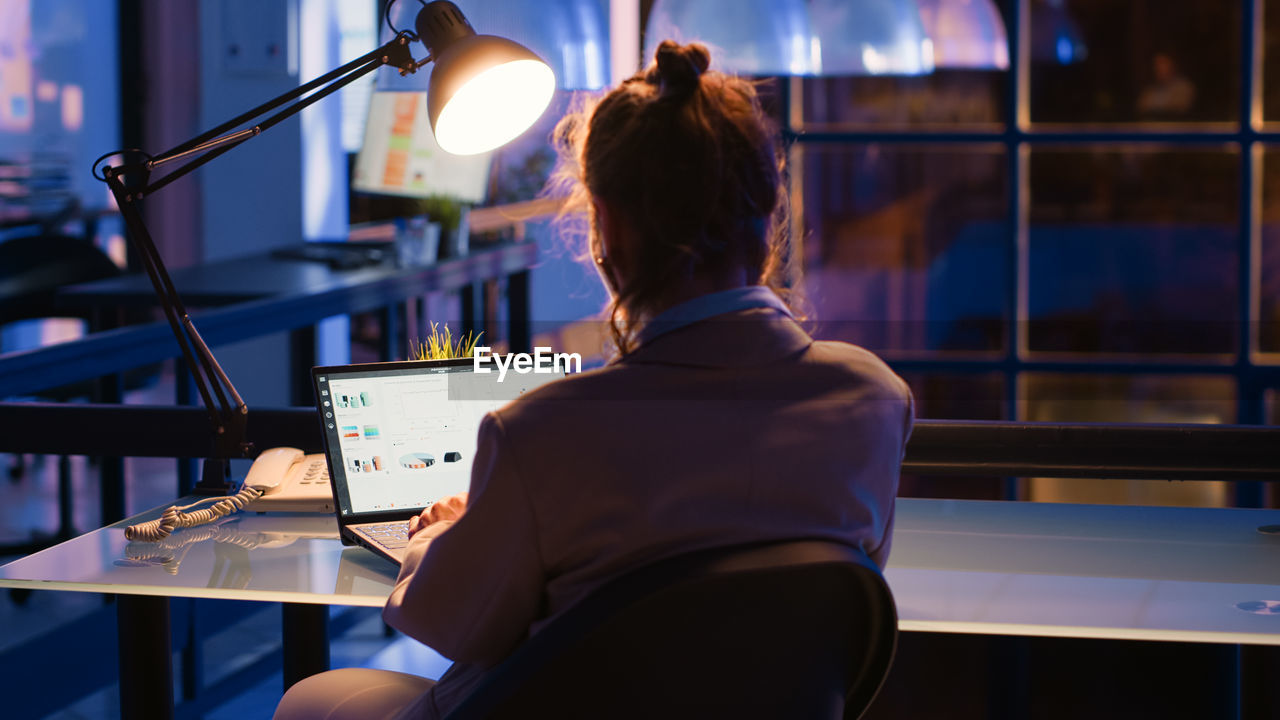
[781,0,1277,505]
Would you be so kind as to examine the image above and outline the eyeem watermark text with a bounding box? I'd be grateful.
[474,346,581,381]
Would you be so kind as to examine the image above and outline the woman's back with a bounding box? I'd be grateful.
[387,306,912,663]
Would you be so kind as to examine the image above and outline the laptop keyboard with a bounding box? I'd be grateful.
[362,522,410,550]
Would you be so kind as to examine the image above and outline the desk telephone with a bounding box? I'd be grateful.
[241,447,334,513]
[124,447,334,541]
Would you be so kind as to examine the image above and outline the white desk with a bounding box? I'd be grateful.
[886,499,1280,646]
[0,511,394,607]
[2,498,1279,716]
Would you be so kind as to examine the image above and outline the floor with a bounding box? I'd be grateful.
[0,366,447,719]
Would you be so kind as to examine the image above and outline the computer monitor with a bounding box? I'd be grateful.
[350,90,492,204]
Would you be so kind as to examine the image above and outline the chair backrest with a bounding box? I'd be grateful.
[445,539,898,720]
[0,234,121,325]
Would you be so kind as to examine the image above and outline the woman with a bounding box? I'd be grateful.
[276,41,913,719]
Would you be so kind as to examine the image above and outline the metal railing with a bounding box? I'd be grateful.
[2,402,1276,482]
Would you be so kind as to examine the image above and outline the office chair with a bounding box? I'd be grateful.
[444,539,898,720]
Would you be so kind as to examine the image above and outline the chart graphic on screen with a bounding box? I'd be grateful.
[399,453,436,469]
[337,391,373,409]
[347,456,383,473]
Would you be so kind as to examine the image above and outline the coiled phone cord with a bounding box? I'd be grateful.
[123,485,263,541]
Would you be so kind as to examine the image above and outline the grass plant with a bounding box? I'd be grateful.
[410,322,483,361]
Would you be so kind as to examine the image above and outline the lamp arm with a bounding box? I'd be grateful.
[141,55,385,198]
[106,174,246,455]
[124,34,419,198]
[151,33,419,169]
[93,32,426,477]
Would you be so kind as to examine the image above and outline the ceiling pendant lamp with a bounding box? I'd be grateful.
[808,0,935,76]
[915,0,1009,70]
[643,0,819,76]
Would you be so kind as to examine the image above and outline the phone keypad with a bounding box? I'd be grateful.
[300,459,330,485]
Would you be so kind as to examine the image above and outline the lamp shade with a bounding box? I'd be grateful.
[379,0,609,91]
[643,0,819,76]
[374,1,557,155]
[809,0,935,76]
[916,0,1009,70]
[427,34,556,155]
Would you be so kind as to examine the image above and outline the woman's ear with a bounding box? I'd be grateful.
[591,198,623,295]
[591,198,614,261]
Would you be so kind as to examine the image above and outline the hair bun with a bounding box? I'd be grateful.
[653,41,710,99]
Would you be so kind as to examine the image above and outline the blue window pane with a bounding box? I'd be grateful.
[798,145,1008,356]
[1027,147,1239,356]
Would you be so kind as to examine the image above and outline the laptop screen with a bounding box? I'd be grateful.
[313,359,562,518]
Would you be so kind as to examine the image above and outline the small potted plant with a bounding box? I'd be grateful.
[418,195,470,260]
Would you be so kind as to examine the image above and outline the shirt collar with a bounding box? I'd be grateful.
[635,286,794,349]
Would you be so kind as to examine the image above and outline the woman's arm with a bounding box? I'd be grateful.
[867,379,915,569]
[382,412,544,663]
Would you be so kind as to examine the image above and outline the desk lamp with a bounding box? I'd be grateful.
[93,0,554,504]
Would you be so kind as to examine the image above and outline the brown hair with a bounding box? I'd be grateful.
[550,41,793,356]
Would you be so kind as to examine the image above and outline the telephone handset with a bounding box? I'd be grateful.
[241,447,335,513]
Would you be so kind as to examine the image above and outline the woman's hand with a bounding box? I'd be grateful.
[407,492,469,539]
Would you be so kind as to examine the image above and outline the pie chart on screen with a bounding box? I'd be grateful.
[399,453,436,469]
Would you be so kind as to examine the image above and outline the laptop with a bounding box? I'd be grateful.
[313,357,562,565]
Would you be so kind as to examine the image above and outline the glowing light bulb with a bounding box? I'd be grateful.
[433,60,556,155]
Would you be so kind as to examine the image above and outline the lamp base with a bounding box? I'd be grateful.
[196,458,233,495]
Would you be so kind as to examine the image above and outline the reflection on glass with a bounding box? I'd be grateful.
[1022,373,1236,506]
[114,515,337,589]
[1260,149,1280,355]
[1027,147,1239,356]
[797,72,1005,129]
[798,145,1008,356]
[1029,0,1240,124]
[118,520,246,578]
